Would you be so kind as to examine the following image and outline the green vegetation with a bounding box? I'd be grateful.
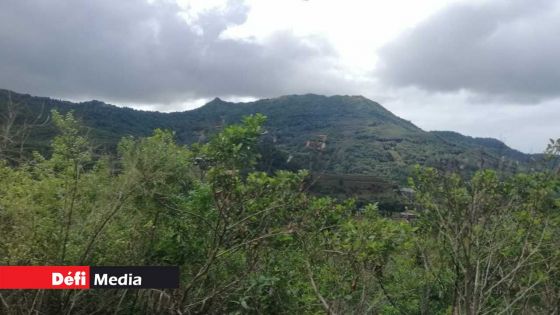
[2,89,547,211]
[1,110,559,314]
[0,91,539,177]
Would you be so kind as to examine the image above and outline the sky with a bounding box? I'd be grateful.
[0,0,558,153]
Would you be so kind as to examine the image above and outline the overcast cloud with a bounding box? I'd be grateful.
[0,0,352,108]
[377,0,560,103]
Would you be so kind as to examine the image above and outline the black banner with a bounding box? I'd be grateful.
[90,266,179,289]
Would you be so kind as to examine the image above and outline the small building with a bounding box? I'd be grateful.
[398,211,418,221]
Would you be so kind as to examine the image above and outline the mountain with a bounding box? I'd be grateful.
[0,89,542,208]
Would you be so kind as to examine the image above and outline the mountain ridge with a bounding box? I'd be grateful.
[0,89,537,182]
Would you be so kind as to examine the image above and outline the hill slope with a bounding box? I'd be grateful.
[0,89,537,184]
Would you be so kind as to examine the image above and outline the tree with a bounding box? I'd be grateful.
[410,166,559,314]
[0,91,47,163]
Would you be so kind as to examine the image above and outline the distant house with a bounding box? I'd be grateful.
[305,140,326,150]
[398,187,415,195]
[398,211,418,221]
[305,134,328,151]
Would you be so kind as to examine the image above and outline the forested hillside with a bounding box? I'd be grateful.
[0,89,538,181]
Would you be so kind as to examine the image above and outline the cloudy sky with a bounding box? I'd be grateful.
[0,0,558,152]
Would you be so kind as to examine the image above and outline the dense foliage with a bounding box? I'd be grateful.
[0,111,559,314]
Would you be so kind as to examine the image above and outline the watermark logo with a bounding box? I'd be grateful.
[0,266,178,289]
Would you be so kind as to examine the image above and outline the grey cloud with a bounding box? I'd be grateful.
[0,0,349,107]
[377,0,560,103]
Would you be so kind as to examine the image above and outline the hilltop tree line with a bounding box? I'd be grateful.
[0,111,559,314]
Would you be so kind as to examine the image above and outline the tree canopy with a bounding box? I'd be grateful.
[0,111,559,314]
